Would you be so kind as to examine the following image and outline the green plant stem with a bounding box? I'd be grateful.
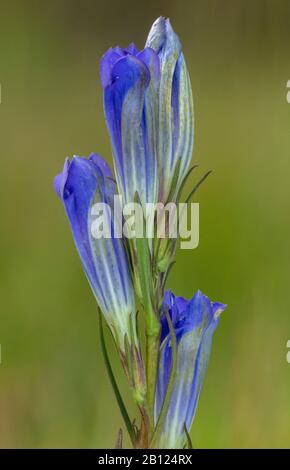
[146,312,161,432]
[98,312,136,446]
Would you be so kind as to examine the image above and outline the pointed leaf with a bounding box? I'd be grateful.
[184,423,193,449]
[115,429,123,449]
[99,311,136,446]
[176,164,199,202]
[185,170,212,204]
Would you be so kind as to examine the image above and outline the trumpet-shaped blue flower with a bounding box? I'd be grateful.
[101,43,160,207]
[54,153,136,351]
[146,17,194,202]
[101,17,194,207]
[155,290,226,448]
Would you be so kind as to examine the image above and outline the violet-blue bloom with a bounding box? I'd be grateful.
[101,43,160,207]
[101,17,194,206]
[146,17,194,202]
[54,153,136,350]
[155,290,226,448]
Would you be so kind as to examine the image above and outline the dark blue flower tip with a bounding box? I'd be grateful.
[161,289,226,343]
[54,153,113,201]
[54,171,63,198]
[156,289,226,447]
[125,42,138,55]
[100,43,159,89]
[54,158,70,199]
[111,54,151,90]
[100,47,125,88]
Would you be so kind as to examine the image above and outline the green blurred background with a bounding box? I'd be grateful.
[1,0,290,448]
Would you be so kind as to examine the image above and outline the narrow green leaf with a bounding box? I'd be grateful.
[184,423,193,449]
[134,192,160,426]
[124,334,133,382]
[185,170,212,204]
[134,192,155,317]
[132,419,140,440]
[166,158,182,203]
[161,261,176,291]
[105,175,117,184]
[176,164,199,202]
[98,311,136,446]
[115,428,123,449]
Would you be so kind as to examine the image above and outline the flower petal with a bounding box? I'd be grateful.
[102,52,159,206]
[155,289,226,448]
[100,47,126,88]
[54,154,136,349]
[146,17,194,201]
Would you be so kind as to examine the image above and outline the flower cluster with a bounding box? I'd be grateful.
[54,17,226,449]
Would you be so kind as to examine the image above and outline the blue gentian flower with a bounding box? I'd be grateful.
[101,16,194,206]
[155,290,226,448]
[54,153,137,351]
[101,43,160,207]
[54,16,225,449]
[146,17,194,202]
